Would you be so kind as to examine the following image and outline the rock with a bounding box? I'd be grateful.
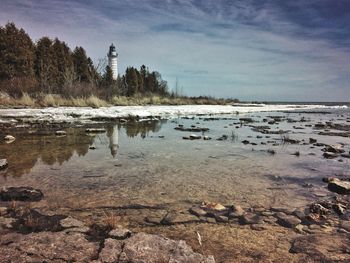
[341,153,350,158]
[55,130,66,136]
[121,233,215,263]
[215,215,229,223]
[0,187,43,201]
[241,213,262,225]
[0,216,15,228]
[98,238,123,263]
[334,203,347,215]
[0,159,8,170]
[89,145,97,150]
[217,135,228,141]
[270,206,295,215]
[189,134,201,140]
[4,135,15,143]
[85,128,106,133]
[145,216,163,225]
[229,205,245,218]
[323,144,345,153]
[250,223,267,231]
[275,212,301,228]
[340,221,350,232]
[328,178,350,194]
[109,227,132,239]
[0,232,98,262]
[189,206,207,217]
[63,226,90,234]
[309,138,317,144]
[0,207,8,216]
[161,212,199,225]
[60,216,85,228]
[201,201,226,211]
[242,140,250,144]
[203,136,212,140]
[323,152,338,159]
[289,234,350,261]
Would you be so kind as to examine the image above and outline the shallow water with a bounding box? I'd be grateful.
[1,108,350,261]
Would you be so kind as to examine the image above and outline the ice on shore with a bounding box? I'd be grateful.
[0,104,347,123]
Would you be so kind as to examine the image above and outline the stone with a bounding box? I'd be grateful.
[85,128,106,133]
[121,233,215,262]
[4,135,15,142]
[98,238,122,263]
[189,206,207,217]
[229,205,245,218]
[323,152,339,159]
[203,136,212,140]
[309,138,317,144]
[323,144,345,153]
[145,216,163,225]
[328,178,350,194]
[0,232,98,262]
[63,226,90,234]
[60,216,85,228]
[0,187,43,201]
[0,207,8,216]
[290,234,350,262]
[0,159,8,170]
[250,223,267,231]
[241,213,262,225]
[201,201,226,211]
[109,227,132,239]
[161,212,199,225]
[270,206,295,215]
[340,221,350,232]
[55,130,66,136]
[215,215,229,223]
[0,216,15,228]
[189,134,201,140]
[275,212,301,228]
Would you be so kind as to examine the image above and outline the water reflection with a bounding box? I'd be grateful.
[0,119,167,177]
[122,119,167,138]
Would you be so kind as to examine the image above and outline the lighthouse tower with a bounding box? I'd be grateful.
[108,43,118,80]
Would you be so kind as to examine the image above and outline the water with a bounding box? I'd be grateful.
[1,107,350,261]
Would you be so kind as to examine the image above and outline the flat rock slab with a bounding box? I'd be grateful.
[0,232,99,262]
[0,159,8,170]
[0,187,44,201]
[328,179,350,194]
[60,217,85,228]
[290,234,350,262]
[99,233,215,263]
[275,212,301,228]
[161,212,200,225]
[109,227,132,239]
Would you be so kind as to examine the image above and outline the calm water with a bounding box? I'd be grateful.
[1,109,350,219]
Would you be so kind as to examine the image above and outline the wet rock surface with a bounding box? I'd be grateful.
[0,159,8,170]
[290,234,350,262]
[0,187,43,201]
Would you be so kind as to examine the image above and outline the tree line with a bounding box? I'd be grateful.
[0,22,169,99]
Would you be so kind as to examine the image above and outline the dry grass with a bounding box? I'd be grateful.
[101,212,120,229]
[0,92,235,108]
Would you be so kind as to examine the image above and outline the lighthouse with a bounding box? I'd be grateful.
[108,43,118,80]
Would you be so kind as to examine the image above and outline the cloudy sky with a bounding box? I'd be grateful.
[1,0,350,101]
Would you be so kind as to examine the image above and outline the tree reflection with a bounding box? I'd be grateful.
[0,128,95,177]
[122,119,166,138]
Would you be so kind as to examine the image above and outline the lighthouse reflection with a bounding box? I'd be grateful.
[106,119,167,157]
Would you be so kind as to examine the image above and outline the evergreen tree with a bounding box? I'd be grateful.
[72,47,93,83]
[0,22,36,95]
[35,37,54,93]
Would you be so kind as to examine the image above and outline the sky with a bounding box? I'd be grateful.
[1,0,350,101]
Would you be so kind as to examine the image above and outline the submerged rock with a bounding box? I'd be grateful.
[275,212,301,228]
[0,159,8,170]
[290,234,350,262]
[328,178,350,194]
[4,135,15,143]
[85,128,106,133]
[55,130,66,136]
[0,187,43,201]
[95,231,217,262]
[0,232,98,262]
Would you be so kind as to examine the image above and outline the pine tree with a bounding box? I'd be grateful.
[0,22,36,95]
